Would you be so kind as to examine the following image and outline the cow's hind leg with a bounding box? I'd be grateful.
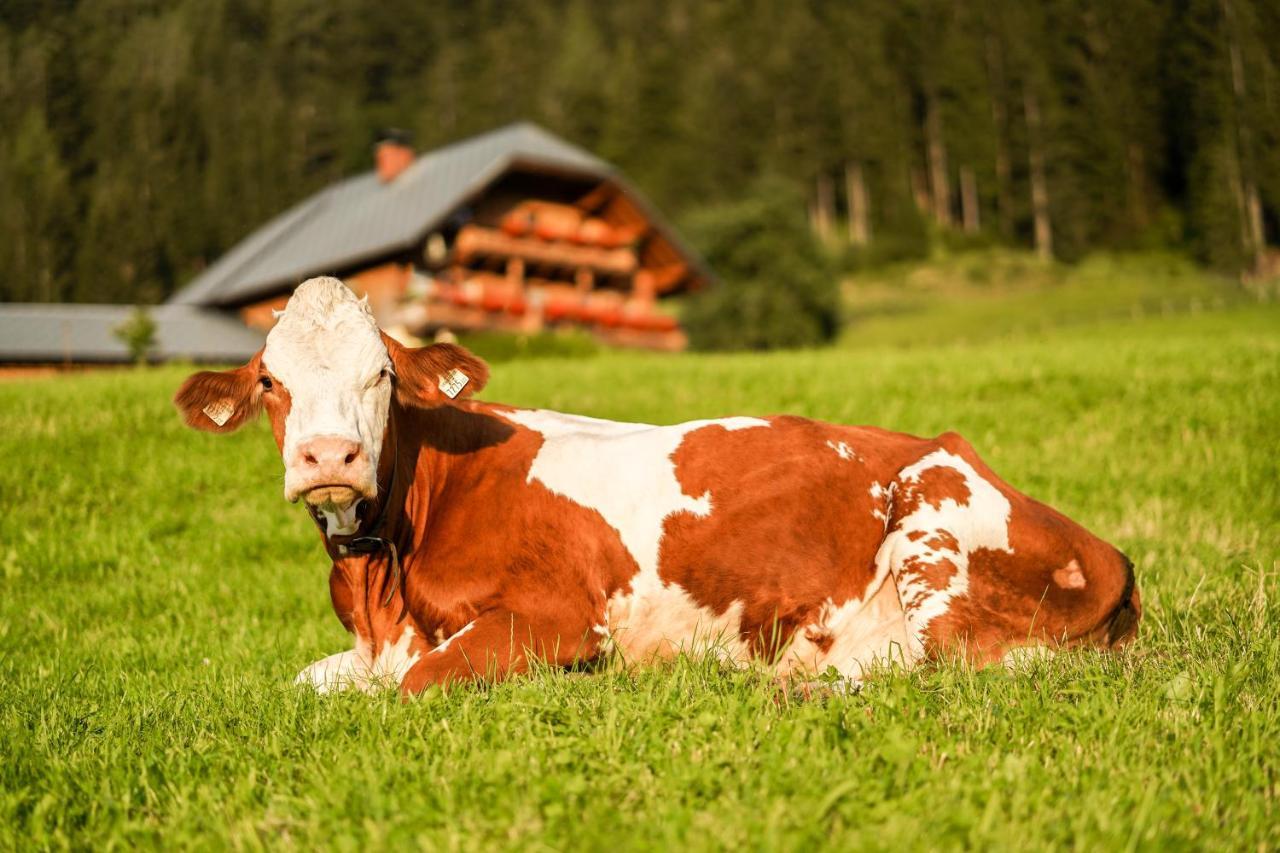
[877,434,1015,659]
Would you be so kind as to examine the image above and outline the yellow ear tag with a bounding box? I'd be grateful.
[203,399,234,426]
[438,368,469,399]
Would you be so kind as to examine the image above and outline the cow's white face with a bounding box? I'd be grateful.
[261,278,393,530]
[174,278,490,537]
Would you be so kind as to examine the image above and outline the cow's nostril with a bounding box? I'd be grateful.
[344,451,357,465]
[304,453,318,466]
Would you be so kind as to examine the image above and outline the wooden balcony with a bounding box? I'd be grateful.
[452,225,638,277]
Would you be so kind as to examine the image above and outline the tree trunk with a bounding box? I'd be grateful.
[1221,0,1265,270]
[1226,143,1251,256]
[1024,88,1053,261]
[984,30,1014,238]
[1246,183,1265,267]
[960,166,980,234]
[814,172,836,243]
[1126,143,1149,231]
[911,167,931,215]
[845,161,870,245]
[925,94,952,227]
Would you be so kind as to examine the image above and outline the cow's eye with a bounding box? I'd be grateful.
[260,376,273,391]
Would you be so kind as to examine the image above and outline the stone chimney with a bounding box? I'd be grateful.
[375,128,414,183]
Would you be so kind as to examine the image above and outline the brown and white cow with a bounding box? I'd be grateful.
[175,277,1140,694]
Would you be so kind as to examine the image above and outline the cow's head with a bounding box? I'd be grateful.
[948,526,1143,662]
[174,277,488,535]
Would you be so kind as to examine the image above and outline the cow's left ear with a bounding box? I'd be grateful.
[382,334,489,407]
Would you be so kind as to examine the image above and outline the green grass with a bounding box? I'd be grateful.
[1,301,1277,849]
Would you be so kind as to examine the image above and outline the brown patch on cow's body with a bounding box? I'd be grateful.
[901,553,960,590]
[925,531,960,552]
[911,466,971,510]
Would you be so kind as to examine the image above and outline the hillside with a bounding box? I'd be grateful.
[840,250,1266,349]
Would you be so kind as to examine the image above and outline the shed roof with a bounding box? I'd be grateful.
[169,122,707,308]
[0,304,264,364]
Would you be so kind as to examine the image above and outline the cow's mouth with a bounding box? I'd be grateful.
[303,485,365,536]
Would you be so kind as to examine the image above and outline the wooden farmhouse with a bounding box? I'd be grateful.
[169,123,711,350]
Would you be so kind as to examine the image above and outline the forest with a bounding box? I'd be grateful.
[1,0,1278,305]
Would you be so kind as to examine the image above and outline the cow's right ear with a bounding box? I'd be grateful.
[174,358,263,433]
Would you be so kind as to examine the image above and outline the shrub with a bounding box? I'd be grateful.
[113,307,157,364]
[681,179,840,351]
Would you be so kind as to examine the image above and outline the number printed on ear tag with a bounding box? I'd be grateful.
[203,399,234,426]
[438,368,469,399]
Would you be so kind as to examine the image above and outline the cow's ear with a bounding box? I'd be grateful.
[383,334,489,407]
[174,358,264,433]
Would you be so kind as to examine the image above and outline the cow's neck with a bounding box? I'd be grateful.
[321,399,492,647]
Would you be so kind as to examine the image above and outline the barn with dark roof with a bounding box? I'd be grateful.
[170,122,711,350]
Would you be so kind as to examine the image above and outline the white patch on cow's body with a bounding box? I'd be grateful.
[499,409,768,575]
[826,440,858,461]
[590,623,616,654]
[368,626,421,683]
[498,408,769,662]
[875,449,1013,656]
[614,596,750,664]
[262,278,392,503]
[869,481,893,527]
[430,620,476,655]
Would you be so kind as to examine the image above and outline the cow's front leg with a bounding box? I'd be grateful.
[400,610,594,696]
[295,648,370,693]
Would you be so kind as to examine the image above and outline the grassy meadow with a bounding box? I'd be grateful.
[1,266,1277,848]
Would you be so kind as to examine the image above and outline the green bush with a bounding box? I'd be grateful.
[681,179,840,351]
[113,306,157,364]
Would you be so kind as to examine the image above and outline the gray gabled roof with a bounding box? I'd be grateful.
[169,122,706,309]
[0,304,264,364]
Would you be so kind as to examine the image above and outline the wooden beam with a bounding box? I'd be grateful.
[574,182,617,214]
[453,225,638,276]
